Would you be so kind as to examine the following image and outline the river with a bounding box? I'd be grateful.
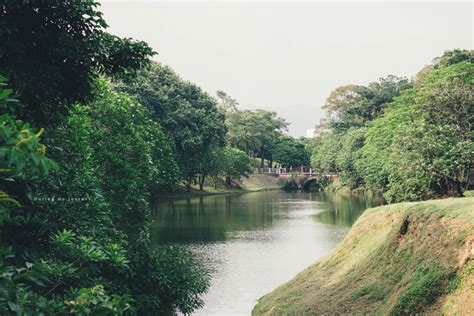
[152,190,384,315]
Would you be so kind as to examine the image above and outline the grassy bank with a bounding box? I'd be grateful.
[164,173,284,198]
[240,173,283,191]
[253,197,474,315]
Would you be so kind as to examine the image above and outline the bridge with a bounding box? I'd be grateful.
[254,167,338,191]
[254,166,315,175]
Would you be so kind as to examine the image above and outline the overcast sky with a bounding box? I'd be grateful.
[101,1,473,137]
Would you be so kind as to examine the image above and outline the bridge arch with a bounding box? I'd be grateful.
[301,175,335,191]
[301,177,317,191]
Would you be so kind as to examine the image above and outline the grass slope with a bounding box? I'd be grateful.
[253,197,474,315]
[240,174,282,191]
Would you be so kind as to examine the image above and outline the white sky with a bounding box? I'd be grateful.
[100,1,473,137]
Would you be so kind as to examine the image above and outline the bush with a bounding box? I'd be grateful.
[282,176,299,191]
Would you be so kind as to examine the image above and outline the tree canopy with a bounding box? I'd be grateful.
[226,108,288,167]
[272,136,311,167]
[322,76,412,131]
[311,49,473,202]
[117,62,227,190]
[0,0,155,124]
[0,3,214,314]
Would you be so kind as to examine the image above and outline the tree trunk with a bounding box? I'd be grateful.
[260,145,265,168]
[199,174,206,191]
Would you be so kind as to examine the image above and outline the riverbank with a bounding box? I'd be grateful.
[253,197,474,315]
[163,173,284,198]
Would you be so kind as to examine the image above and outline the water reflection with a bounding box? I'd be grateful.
[152,191,304,243]
[312,192,385,227]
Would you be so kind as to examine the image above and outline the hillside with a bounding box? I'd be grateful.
[253,197,474,315]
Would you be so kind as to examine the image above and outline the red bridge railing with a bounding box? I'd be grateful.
[254,166,315,175]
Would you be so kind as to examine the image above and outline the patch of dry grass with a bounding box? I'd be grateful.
[240,174,283,191]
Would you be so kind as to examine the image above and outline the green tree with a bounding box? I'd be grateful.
[411,60,473,197]
[196,146,252,190]
[218,147,252,186]
[0,0,214,312]
[356,54,473,202]
[310,132,342,173]
[226,109,288,167]
[0,0,154,124]
[335,127,367,187]
[1,76,210,314]
[323,76,411,131]
[272,136,311,168]
[355,89,421,195]
[60,79,207,314]
[311,73,416,195]
[0,78,133,314]
[322,84,362,120]
[216,90,239,113]
[195,146,222,191]
[85,79,178,232]
[226,109,260,155]
[253,110,289,167]
[117,62,227,191]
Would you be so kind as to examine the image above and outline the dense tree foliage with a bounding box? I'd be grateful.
[1,76,210,314]
[272,136,310,167]
[117,62,227,191]
[220,93,311,170]
[218,147,253,186]
[359,59,473,201]
[0,0,154,125]
[0,2,215,313]
[1,80,128,314]
[322,76,412,131]
[226,109,288,167]
[311,50,473,202]
[82,80,178,232]
[311,132,341,174]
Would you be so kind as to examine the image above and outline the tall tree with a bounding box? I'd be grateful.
[322,76,412,131]
[273,136,311,168]
[226,109,288,167]
[216,90,239,113]
[117,62,227,191]
[253,109,289,167]
[226,109,261,155]
[355,51,473,202]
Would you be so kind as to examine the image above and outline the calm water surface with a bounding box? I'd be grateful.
[152,190,384,315]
